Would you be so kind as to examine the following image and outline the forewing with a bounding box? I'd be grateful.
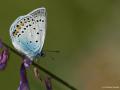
[28,7,47,54]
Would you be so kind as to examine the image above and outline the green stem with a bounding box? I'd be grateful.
[2,41,77,90]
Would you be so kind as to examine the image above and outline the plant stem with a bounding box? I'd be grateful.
[2,41,77,90]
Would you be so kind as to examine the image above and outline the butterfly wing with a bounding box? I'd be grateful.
[28,7,47,54]
[10,15,39,59]
[10,7,47,60]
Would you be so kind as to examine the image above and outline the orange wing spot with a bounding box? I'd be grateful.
[16,28,19,32]
[16,24,21,29]
[20,21,24,26]
[13,32,17,36]
[17,26,21,29]
[13,28,20,36]
[13,24,22,37]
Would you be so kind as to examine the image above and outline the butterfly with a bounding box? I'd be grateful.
[9,7,47,60]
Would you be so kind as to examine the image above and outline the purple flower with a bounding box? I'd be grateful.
[0,40,3,49]
[0,48,9,70]
[0,39,55,90]
[23,57,32,68]
[18,63,30,90]
[45,77,52,90]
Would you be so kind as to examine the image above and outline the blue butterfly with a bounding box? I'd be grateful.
[9,7,47,60]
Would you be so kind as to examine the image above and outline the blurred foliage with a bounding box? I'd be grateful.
[0,0,120,90]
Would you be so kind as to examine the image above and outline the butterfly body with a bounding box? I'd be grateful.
[10,7,47,60]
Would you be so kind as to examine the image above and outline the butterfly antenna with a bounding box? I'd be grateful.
[45,50,60,53]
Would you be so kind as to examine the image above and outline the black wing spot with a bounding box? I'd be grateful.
[40,29,42,31]
[33,28,36,30]
[26,25,28,28]
[42,20,44,22]
[36,40,38,43]
[18,34,21,37]
[39,19,41,22]
[16,25,19,27]
[29,24,31,26]
[30,41,32,43]
[37,32,39,34]
[36,20,39,22]
[27,18,29,20]
[24,28,26,30]
[13,32,15,34]
[22,31,24,33]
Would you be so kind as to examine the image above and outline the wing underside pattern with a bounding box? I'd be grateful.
[9,7,47,60]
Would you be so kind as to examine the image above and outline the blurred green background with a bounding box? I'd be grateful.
[1,0,120,90]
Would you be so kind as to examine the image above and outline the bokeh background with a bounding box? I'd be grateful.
[0,0,120,90]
